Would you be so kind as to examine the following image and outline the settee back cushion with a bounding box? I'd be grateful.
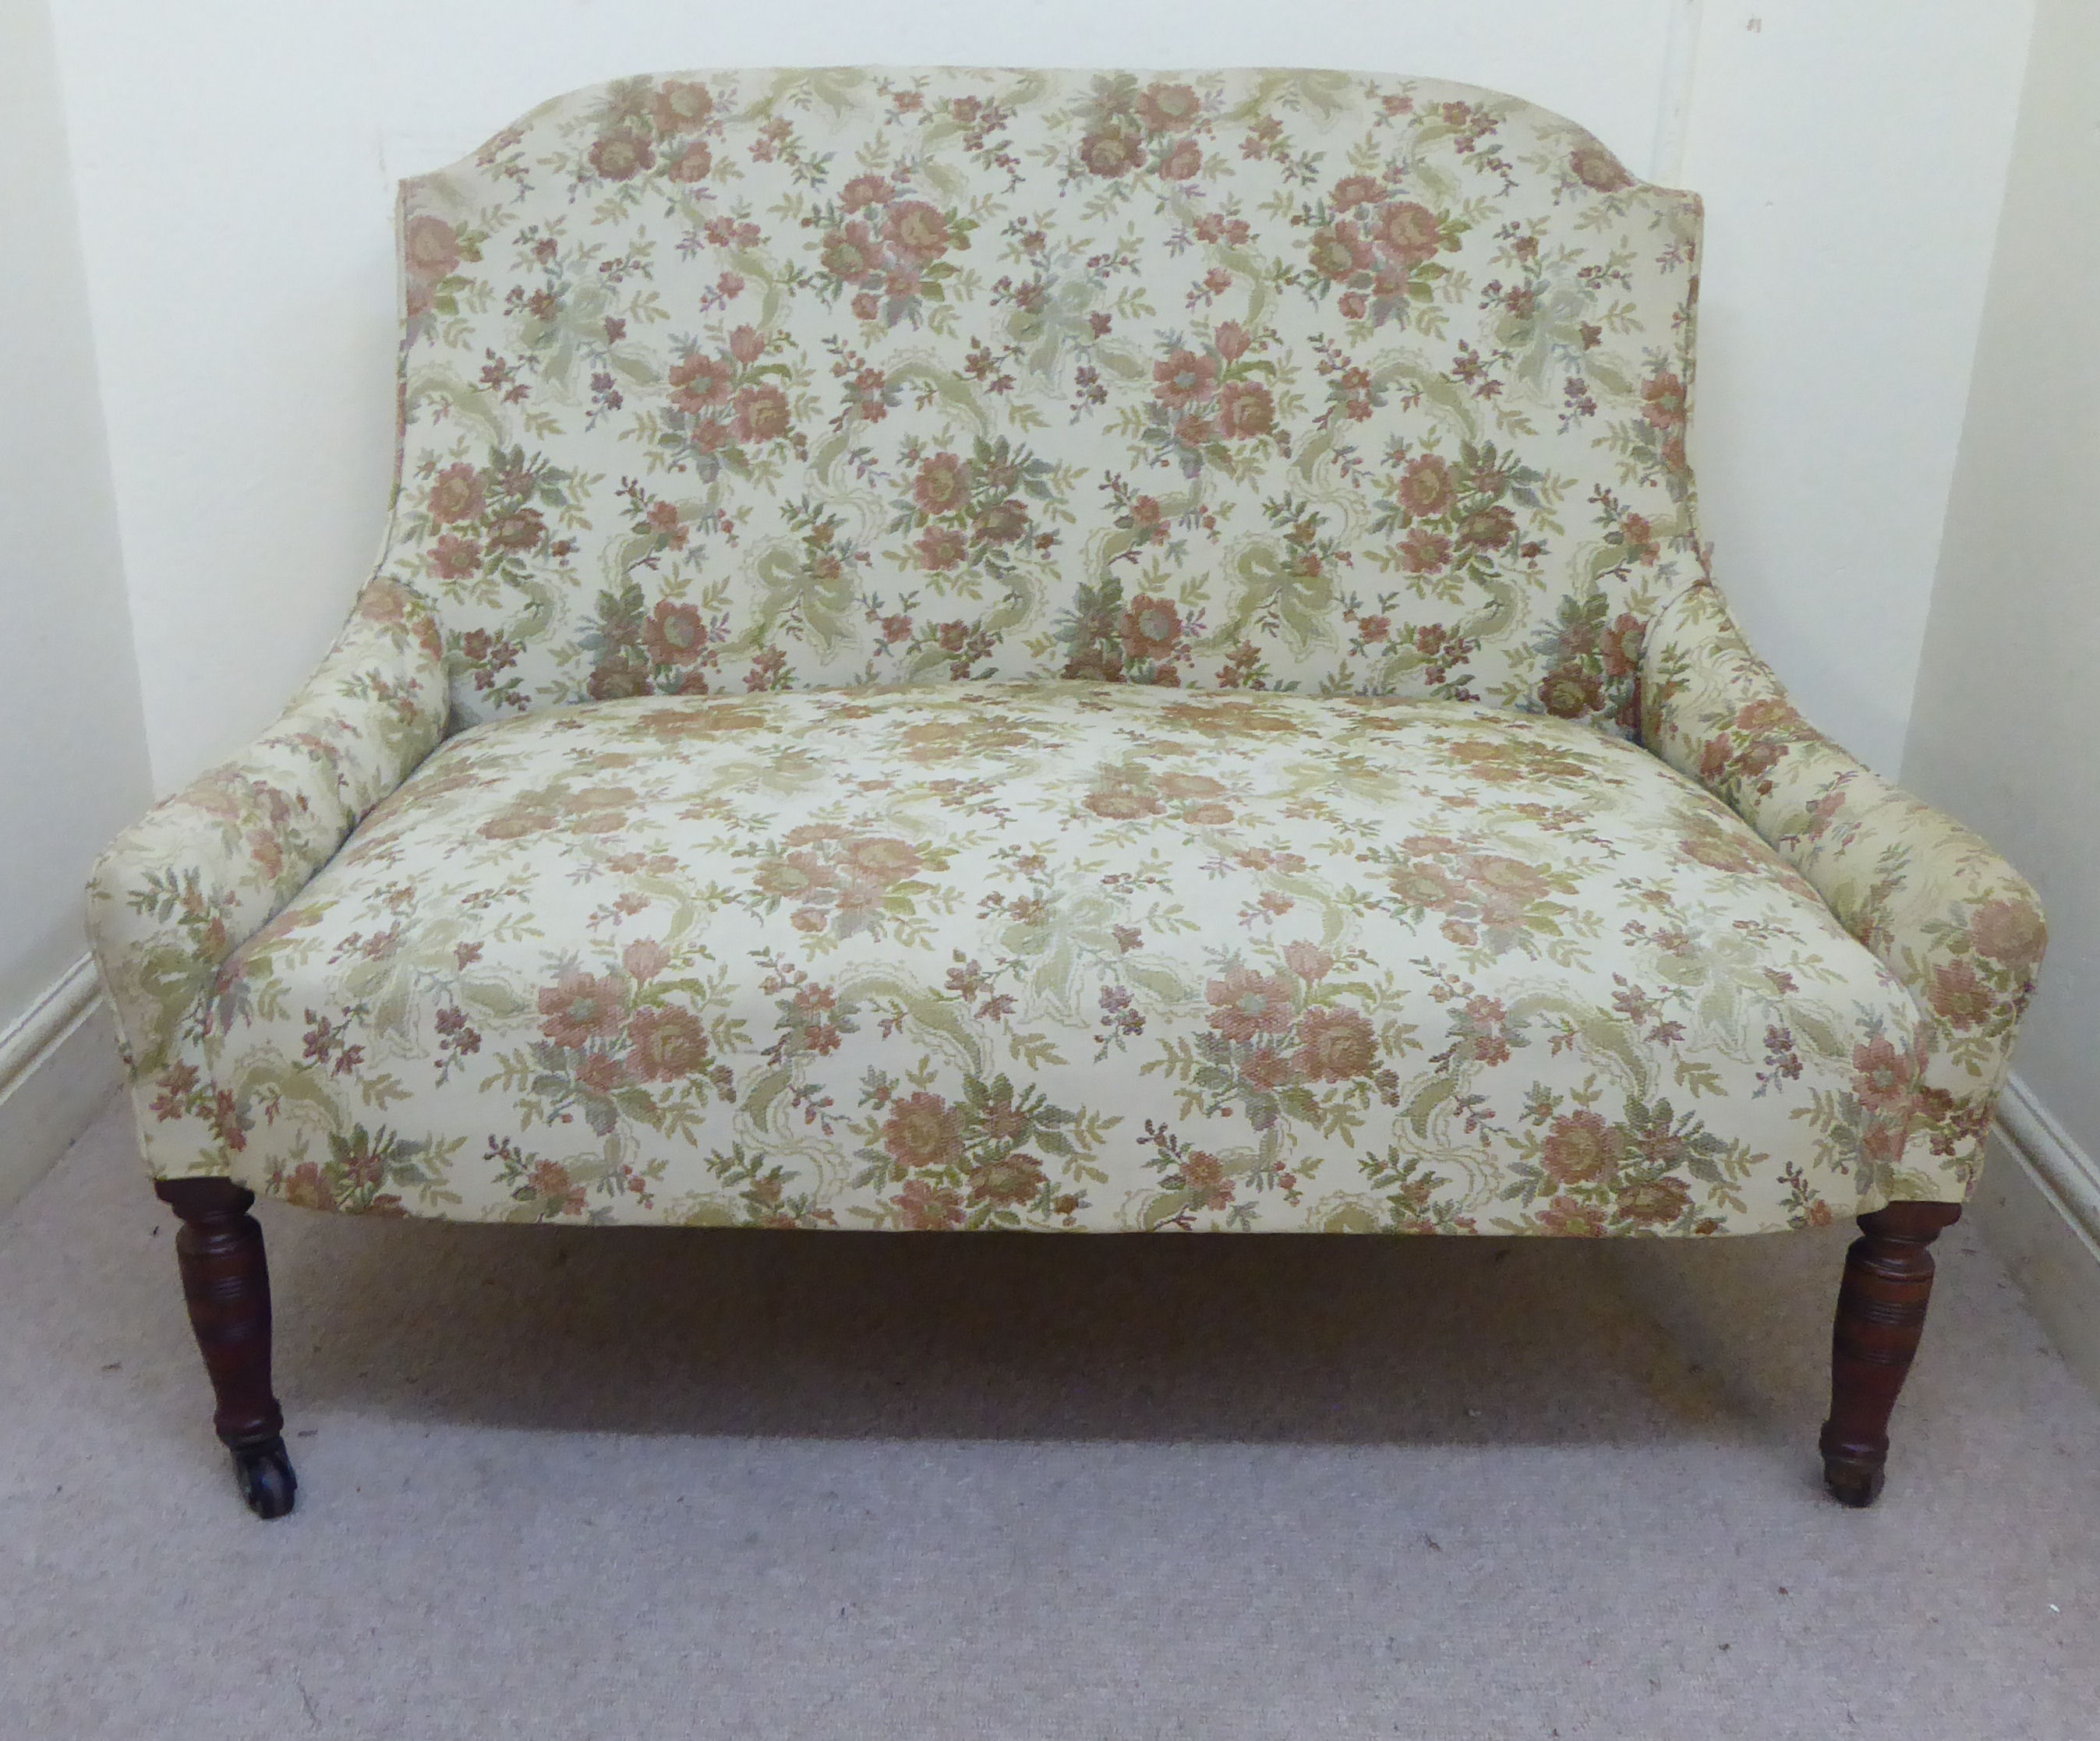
[388,69,1705,732]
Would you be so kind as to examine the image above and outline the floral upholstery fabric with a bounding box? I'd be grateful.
[85,68,2044,1234]
[387,68,1702,731]
[86,581,447,1177]
[123,683,1925,1234]
[1642,583,2045,1198]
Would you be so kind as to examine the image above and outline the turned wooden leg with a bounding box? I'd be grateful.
[1819,1199,1961,1508]
[154,1178,297,1519]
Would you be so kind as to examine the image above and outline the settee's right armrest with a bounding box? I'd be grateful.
[86,580,448,1110]
[1639,580,2045,1200]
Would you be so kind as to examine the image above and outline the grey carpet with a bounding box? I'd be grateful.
[4,1099,2098,1740]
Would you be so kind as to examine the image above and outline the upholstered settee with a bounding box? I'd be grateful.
[88,68,2044,1519]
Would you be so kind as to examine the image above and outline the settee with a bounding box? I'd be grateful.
[87,68,2045,1520]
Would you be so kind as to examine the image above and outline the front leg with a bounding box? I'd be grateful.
[1819,1199,1961,1507]
[154,1178,297,1519]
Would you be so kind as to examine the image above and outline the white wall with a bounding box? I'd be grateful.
[1905,0,2098,1157]
[48,0,2032,789]
[1,0,152,1024]
[0,0,151,1204]
[1677,1,2034,772]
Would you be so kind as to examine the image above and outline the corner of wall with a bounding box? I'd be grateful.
[0,959,123,1216]
[1971,1079,2100,1406]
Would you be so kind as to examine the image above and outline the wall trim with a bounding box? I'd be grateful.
[0,955,122,1217]
[0,955,98,1083]
[1972,1072,2100,1404]
[1995,1072,2100,1248]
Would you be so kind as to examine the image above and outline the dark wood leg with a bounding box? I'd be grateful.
[154,1178,297,1519]
[1819,1199,1961,1507]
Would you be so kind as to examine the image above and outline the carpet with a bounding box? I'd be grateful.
[3,1099,2096,1739]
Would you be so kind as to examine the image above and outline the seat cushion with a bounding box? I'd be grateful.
[201,684,1921,1234]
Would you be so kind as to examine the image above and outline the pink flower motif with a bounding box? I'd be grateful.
[1080,129,1141,178]
[1851,1035,1917,1114]
[733,384,791,443]
[1206,967,1296,1043]
[1374,200,1444,267]
[642,601,708,666]
[1541,1111,1624,1185]
[822,222,881,284]
[1971,899,2047,969]
[1536,1195,1608,1238]
[894,1178,963,1230]
[1137,82,1202,132]
[1153,348,1218,408]
[666,141,712,184]
[1119,595,1183,662]
[1398,454,1456,517]
[914,452,970,517]
[403,215,461,281]
[538,969,625,1049]
[1176,1151,1235,1210]
[1309,221,1374,282]
[652,80,714,133]
[589,130,654,182]
[427,463,484,524]
[1570,140,1633,193]
[1283,941,1335,982]
[840,175,896,212]
[916,526,967,571]
[843,836,924,885]
[883,1092,963,1171]
[1642,372,1688,430]
[629,1008,709,1080]
[430,534,481,579]
[622,938,671,982]
[667,353,734,415]
[1400,530,1450,574]
[1161,139,1204,182]
[1216,381,1274,440]
[528,1160,587,1217]
[1294,1008,1378,1082]
[883,200,954,262]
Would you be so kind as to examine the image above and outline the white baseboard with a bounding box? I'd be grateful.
[0,956,123,1217]
[1971,1073,2100,1404]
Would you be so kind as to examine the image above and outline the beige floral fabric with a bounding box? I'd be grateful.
[126,684,1923,1233]
[85,69,2042,1234]
[1642,582,2045,1198]
[86,581,447,1178]
[388,68,1702,731]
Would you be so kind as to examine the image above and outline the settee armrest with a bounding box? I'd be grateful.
[86,580,448,1154]
[1640,581,2045,1195]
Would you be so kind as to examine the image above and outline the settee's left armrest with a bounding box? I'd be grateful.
[86,581,448,1114]
[1640,581,2045,1195]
